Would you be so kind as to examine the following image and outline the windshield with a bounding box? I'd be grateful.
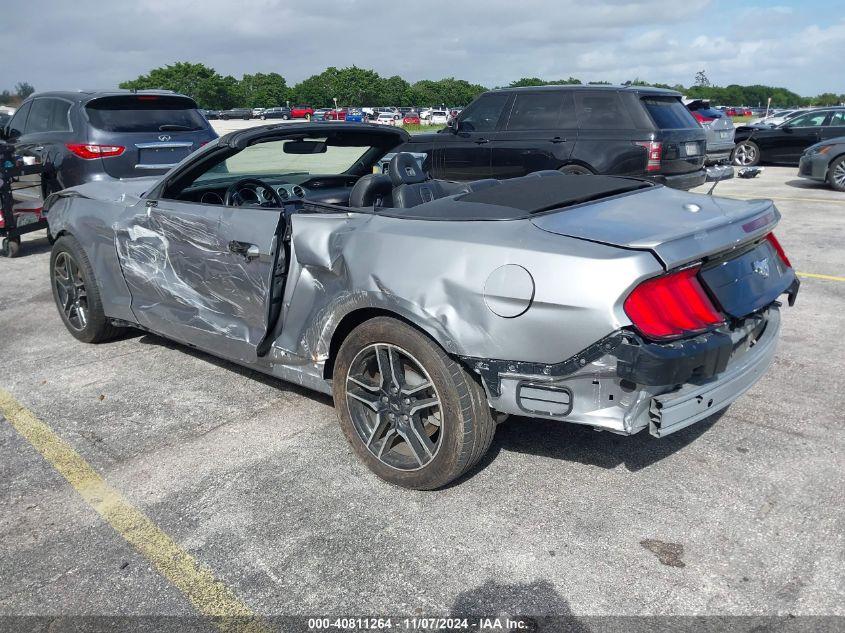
[198,137,377,181]
[86,95,206,132]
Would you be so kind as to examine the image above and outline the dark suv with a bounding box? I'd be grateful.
[0,90,217,204]
[399,85,707,189]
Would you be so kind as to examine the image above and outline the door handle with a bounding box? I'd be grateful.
[229,240,260,260]
[550,137,566,143]
[474,138,489,145]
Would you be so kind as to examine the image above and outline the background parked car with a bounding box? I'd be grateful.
[685,99,735,164]
[403,111,421,126]
[260,106,291,120]
[252,107,265,118]
[324,108,348,121]
[374,112,397,126]
[733,107,845,166]
[311,108,331,121]
[290,105,315,119]
[0,90,217,204]
[200,109,219,120]
[0,113,10,129]
[798,136,845,191]
[428,110,449,125]
[749,108,809,127]
[219,108,252,120]
[345,109,368,122]
[399,85,707,189]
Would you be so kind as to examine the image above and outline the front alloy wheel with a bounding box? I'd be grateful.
[733,141,760,166]
[345,343,443,471]
[828,156,845,192]
[53,251,89,331]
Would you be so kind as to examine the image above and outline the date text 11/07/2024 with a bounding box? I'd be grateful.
[307,617,533,630]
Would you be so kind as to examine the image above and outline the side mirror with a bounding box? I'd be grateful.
[3,127,20,141]
[447,118,459,133]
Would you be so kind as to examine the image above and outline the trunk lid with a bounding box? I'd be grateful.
[84,94,216,179]
[530,185,780,270]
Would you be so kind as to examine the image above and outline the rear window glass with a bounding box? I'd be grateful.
[574,92,634,130]
[642,97,698,129]
[85,96,206,133]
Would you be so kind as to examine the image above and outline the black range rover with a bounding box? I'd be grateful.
[399,85,707,190]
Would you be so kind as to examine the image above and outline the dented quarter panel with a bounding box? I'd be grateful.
[273,212,663,376]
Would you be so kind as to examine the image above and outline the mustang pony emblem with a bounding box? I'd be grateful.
[753,258,771,278]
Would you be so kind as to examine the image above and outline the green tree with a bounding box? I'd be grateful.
[408,78,487,107]
[0,90,13,105]
[694,70,711,88]
[507,77,582,88]
[120,62,239,109]
[811,92,842,106]
[292,66,384,107]
[239,72,289,108]
[380,75,411,106]
[15,82,35,99]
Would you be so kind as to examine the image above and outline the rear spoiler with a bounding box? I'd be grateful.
[647,199,779,269]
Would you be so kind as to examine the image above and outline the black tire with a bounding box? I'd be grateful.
[827,155,845,192]
[50,235,121,343]
[1,237,20,258]
[282,114,290,120]
[559,164,593,175]
[733,140,760,167]
[333,317,495,490]
[260,115,266,120]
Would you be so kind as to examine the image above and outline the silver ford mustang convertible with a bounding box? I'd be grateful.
[46,123,799,489]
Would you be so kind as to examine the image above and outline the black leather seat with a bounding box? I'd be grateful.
[389,152,503,208]
[349,173,393,208]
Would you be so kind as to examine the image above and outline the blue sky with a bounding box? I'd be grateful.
[1,0,843,96]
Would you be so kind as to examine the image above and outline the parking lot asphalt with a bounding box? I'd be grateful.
[0,167,843,625]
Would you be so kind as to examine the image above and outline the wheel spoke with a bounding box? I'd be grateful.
[348,375,380,392]
[378,429,398,458]
[398,426,430,466]
[409,397,439,416]
[401,380,432,396]
[76,304,88,328]
[366,412,390,446]
[347,388,380,412]
[386,347,405,390]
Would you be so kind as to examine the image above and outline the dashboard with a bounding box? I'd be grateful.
[181,174,359,207]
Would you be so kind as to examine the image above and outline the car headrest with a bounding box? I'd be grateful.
[389,152,427,186]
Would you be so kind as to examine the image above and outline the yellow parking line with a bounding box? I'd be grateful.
[797,271,845,282]
[0,388,269,633]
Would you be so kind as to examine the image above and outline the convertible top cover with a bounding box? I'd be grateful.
[383,172,653,221]
[458,174,652,213]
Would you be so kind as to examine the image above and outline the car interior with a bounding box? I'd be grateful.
[164,133,504,212]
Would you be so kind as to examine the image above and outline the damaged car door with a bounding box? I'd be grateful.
[115,193,286,364]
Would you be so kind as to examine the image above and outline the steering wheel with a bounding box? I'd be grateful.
[223,178,284,208]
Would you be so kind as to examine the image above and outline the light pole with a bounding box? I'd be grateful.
[333,97,338,111]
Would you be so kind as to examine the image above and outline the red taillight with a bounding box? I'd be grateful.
[634,141,663,172]
[624,267,725,341]
[66,143,125,160]
[692,111,715,123]
[766,233,791,267]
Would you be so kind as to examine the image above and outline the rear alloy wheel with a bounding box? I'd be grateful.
[50,236,121,343]
[827,156,845,192]
[282,114,290,120]
[560,164,593,176]
[733,141,760,166]
[333,317,495,490]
